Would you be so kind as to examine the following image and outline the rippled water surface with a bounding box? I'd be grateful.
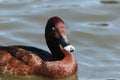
[0,0,120,80]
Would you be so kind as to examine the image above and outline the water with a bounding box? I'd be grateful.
[0,0,120,80]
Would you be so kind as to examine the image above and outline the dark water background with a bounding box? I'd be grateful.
[0,0,120,80]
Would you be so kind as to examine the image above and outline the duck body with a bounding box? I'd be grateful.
[0,16,78,78]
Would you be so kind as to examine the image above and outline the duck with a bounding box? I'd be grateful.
[0,16,78,78]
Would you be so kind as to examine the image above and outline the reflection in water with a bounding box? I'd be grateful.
[0,72,78,80]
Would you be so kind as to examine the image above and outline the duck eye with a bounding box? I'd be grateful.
[52,27,55,30]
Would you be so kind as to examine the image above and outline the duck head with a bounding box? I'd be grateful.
[45,16,75,59]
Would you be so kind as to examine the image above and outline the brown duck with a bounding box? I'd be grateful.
[0,16,78,78]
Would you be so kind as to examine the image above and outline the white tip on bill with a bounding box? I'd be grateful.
[64,45,75,52]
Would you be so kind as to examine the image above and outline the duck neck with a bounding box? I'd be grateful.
[46,40,65,60]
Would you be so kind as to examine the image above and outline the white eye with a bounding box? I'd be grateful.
[52,27,55,30]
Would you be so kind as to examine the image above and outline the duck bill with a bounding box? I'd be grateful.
[59,35,75,52]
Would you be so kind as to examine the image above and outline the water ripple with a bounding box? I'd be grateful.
[101,0,120,4]
[0,0,35,4]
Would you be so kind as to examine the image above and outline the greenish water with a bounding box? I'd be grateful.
[0,72,78,80]
[0,0,120,80]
